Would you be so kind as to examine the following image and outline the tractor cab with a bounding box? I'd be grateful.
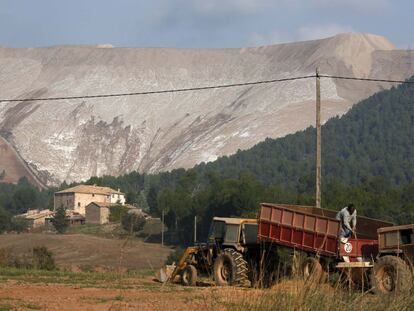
[208,217,258,252]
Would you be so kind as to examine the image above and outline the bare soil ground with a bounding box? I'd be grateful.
[0,268,411,311]
[0,282,217,311]
[0,271,231,311]
[0,233,171,271]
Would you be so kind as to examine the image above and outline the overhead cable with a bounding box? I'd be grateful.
[0,75,314,103]
[0,74,413,103]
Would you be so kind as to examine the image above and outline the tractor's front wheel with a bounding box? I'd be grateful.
[214,248,249,287]
[371,255,412,294]
[181,264,197,286]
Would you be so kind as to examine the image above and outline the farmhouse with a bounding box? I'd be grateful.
[16,209,55,229]
[54,185,125,215]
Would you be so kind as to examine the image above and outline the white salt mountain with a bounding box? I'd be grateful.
[0,33,413,186]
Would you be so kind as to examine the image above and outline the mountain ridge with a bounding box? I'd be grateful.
[0,32,413,186]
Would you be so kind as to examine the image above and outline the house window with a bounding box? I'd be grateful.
[78,202,81,207]
[92,194,95,197]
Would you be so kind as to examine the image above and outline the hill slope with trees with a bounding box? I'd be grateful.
[197,77,414,187]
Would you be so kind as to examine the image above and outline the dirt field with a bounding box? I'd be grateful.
[0,270,233,311]
[0,268,413,311]
[0,233,172,271]
[0,279,215,311]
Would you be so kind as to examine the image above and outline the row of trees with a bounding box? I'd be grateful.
[148,171,414,244]
[0,177,55,233]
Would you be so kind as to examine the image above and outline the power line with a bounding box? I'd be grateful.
[0,75,314,103]
[319,74,414,84]
[0,73,413,103]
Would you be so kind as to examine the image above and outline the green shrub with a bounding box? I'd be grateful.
[32,246,56,271]
[121,212,146,234]
[0,248,11,267]
[109,205,129,222]
[52,206,69,234]
[165,246,185,265]
[9,217,29,233]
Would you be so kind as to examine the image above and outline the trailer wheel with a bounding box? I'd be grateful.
[181,264,197,286]
[371,256,412,294]
[302,257,324,283]
[214,248,249,287]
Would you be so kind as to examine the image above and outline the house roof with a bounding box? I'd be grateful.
[87,202,113,208]
[86,202,136,209]
[55,185,124,195]
[17,209,54,220]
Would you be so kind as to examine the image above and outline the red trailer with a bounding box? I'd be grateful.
[257,203,392,281]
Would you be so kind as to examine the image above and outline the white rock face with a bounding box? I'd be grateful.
[0,33,413,185]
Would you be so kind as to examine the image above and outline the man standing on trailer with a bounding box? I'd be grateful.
[336,203,357,242]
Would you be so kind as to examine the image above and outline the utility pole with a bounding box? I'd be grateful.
[194,216,197,244]
[161,209,164,246]
[315,68,322,208]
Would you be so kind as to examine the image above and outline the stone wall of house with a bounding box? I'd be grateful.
[31,217,47,228]
[54,193,75,210]
[85,204,109,224]
[74,193,110,215]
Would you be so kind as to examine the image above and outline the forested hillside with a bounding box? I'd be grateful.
[1,77,413,244]
[197,77,414,187]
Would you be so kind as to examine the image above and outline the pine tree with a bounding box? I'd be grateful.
[52,206,69,234]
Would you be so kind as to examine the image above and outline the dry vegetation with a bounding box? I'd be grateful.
[0,233,171,271]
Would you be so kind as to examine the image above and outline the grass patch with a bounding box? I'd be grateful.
[22,303,42,310]
[80,295,124,304]
[66,224,118,238]
[0,267,154,289]
[0,298,41,310]
[65,223,134,239]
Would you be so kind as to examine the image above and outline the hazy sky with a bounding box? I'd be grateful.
[0,0,412,49]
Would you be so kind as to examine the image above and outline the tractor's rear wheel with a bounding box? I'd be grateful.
[302,257,324,283]
[371,256,412,294]
[181,264,197,286]
[214,248,249,287]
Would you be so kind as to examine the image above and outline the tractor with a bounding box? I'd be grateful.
[371,224,414,294]
[162,216,258,286]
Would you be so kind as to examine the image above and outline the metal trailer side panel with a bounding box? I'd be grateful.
[260,203,393,240]
[258,203,340,257]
